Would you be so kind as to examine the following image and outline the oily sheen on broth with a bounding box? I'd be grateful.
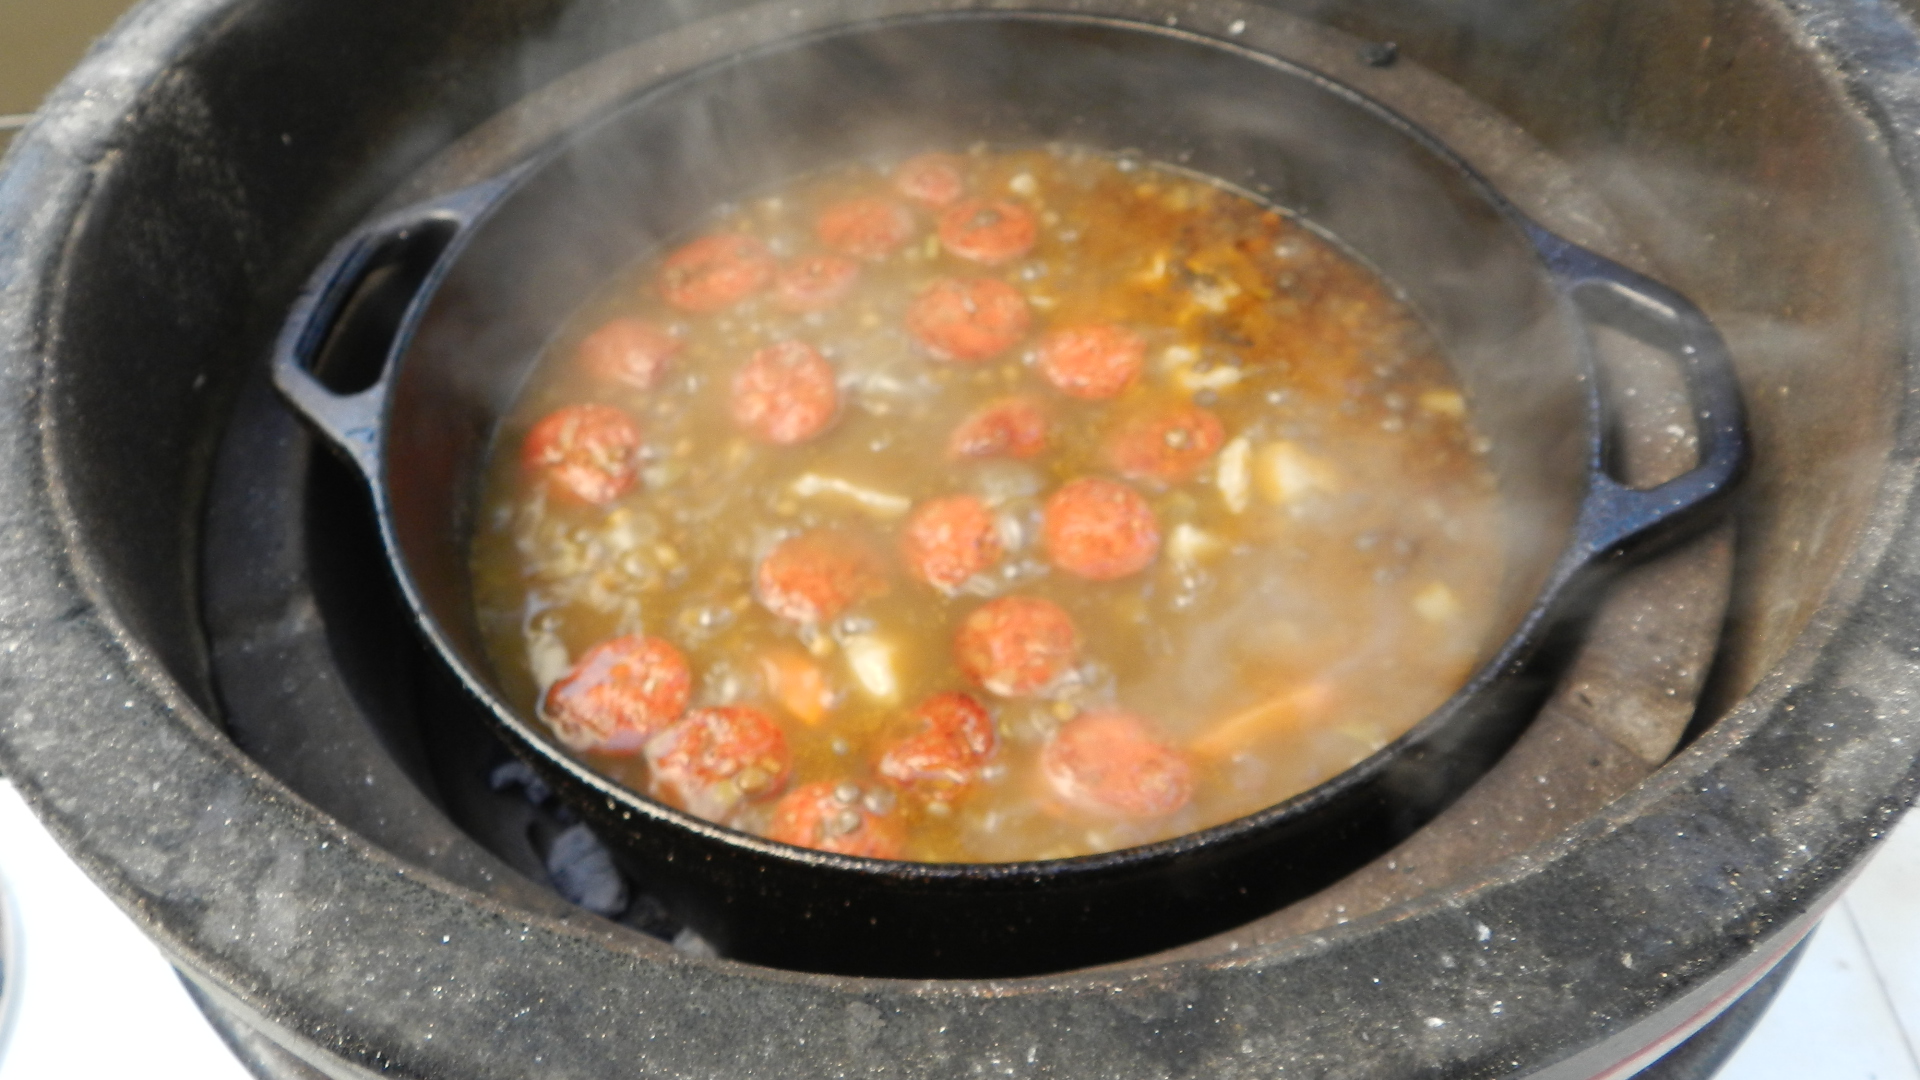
[468,146,1503,863]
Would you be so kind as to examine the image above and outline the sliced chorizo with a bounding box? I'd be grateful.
[892,153,967,208]
[1041,709,1192,818]
[772,254,860,313]
[578,317,680,391]
[644,705,792,822]
[938,198,1038,265]
[947,397,1048,460]
[658,234,775,312]
[954,595,1079,697]
[901,494,1003,593]
[816,196,916,260]
[1036,324,1146,400]
[730,340,839,444]
[542,635,691,755]
[521,403,644,506]
[1105,403,1226,485]
[755,529,889,624]
[767,780,906,859]
[877,691,997,800]
[1042,477,1161,581]
[905,277,1031,363]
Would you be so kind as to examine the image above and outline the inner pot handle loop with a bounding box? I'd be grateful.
[271,167,531,481]
[1529,225,1750,562]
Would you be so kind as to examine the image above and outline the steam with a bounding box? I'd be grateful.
[389,0,1756,868]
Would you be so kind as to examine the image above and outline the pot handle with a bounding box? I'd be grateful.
[271,167,531,480]
[1529,225,1749,561]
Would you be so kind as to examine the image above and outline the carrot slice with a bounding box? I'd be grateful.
[759,645,833,724]
[1188,682,1335,759]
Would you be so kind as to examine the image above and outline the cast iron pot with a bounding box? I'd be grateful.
[271,13,1744,977]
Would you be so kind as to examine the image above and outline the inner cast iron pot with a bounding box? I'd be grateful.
[272,14,1744,977]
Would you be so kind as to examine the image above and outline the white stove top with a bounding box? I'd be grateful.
[0,781,251,1080]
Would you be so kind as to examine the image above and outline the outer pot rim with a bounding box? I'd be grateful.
[1,0,1917,1077]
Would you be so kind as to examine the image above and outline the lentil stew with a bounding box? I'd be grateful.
[468,146,1503,864]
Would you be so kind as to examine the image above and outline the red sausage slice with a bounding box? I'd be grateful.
[954,595,1079,697]
[658,234,775,312]
[643,705,792,822]
[1105,403,1227,484]
[772,255,860,313]
[1037,324,1146,400]
[521,403,644,506]
[905,277,1031,363]
[1042,477,1161,581]
[892,153,967,208]
[877,691,997,799]
[938,198,1038,265]
[755,530,889,624]
[578,317,680,391]
[730,340,839,444]
[901,494,1003,593]
[767,780,906,859]
[816,196,917,260]
[1041,709,1193,818]
[947,397,1048,460]
[542,635,691,755]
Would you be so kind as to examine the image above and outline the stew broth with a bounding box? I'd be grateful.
[469,146,1503,863]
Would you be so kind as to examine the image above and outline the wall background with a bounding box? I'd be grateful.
[0,0,140,154]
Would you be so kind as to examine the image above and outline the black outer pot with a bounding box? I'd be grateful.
[269,13,1743,977]
[1,0,1918,1075]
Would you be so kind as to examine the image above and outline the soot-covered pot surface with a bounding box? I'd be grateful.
[0,0,1918,1077]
